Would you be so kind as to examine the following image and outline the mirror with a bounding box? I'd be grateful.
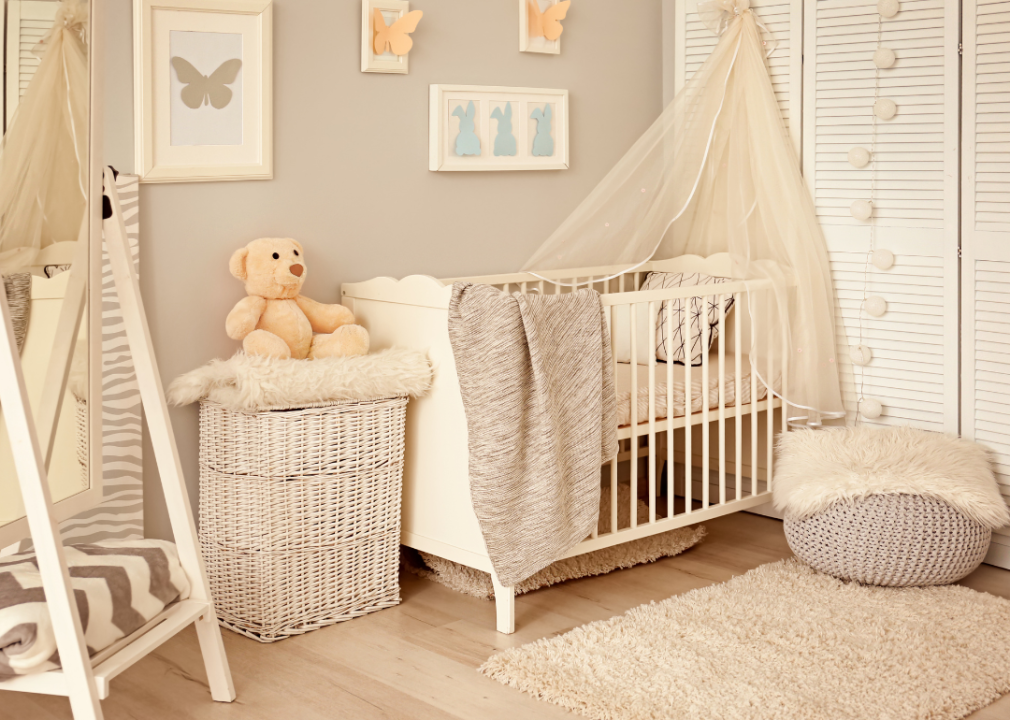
[0,0,96,548]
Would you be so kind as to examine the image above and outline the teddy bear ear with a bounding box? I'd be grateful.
[229,247,250,281]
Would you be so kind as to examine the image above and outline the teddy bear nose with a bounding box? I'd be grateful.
[290,264,304,277]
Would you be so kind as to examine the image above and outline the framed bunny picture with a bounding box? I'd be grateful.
[134,0,273,183]
[429,85,569,172]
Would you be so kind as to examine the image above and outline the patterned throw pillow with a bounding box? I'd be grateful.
[641,271,735,366]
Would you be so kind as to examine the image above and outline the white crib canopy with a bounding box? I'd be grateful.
[523,0,844,425]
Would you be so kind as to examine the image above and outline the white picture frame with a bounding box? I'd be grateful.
[361,0,414,74]
[133,0,273,183]
[429,85,569,172]
[519,0,565,55]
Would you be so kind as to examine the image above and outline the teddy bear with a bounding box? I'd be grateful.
[226,237,369,359]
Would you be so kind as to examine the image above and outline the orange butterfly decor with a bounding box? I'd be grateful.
[373,8,423,56]
[528,0,571,41]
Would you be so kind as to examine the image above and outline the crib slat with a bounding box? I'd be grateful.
[718,293,726,506]
[630,301,638,530]
[666,301,674,519]
[683,299,692,514]
[701,293,710,510]
[766,323,774,495]
[648,300,657,524]
[750,299,759,499]
[734,298,742,502]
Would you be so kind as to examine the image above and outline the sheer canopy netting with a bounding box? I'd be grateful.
[523,0,843,425]
[0,0,88,274]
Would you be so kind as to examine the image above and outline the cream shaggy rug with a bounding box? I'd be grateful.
[405,488,705,599]
[481,559,1010,720]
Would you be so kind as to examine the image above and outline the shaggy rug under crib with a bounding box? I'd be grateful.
[403,489,706,599]
[480,559,1010,720]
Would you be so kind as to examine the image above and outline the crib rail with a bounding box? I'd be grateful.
[438,256,792,557]
[512,265,791,554]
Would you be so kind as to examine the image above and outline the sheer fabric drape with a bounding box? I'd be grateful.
[523,3,843,425]
[0,0,88,273]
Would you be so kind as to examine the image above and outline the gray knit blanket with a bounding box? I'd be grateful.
[0,539,190,677]
[448,283,618,587]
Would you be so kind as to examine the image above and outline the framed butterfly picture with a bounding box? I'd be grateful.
[520,0,572,54]
[133,0,273,182]
[361,0,423,74]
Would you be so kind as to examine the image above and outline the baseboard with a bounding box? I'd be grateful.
[985,537,1010,570]
[746,502,784,521]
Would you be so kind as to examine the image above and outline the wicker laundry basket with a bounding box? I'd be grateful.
[198,396,408,642]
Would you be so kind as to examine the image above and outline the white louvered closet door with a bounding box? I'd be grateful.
[961,0,1010,566]
[673,0,804,154]
[4,0,59,130]
[802,0,960,433]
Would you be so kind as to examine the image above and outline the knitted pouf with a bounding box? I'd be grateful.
[774,426,1010,587]
[783,494,991,586]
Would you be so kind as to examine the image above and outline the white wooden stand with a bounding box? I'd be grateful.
[0,168,235,719]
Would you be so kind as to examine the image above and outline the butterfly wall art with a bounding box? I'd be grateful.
[171,57,242,109]
[520,0,572,54]
[136,0,272,184]
[362,1,423,74]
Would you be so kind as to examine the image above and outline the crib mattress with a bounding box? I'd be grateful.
[615,354,781,427]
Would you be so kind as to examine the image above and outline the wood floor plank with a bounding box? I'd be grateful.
[1,513,1006,719]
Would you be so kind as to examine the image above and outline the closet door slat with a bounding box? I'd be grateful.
[674,0,803,155]
[963,0,1010,562]
[802,0,959,433]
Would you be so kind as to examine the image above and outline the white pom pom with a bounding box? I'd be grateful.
[859,398,883,419]
[864,296,887,317]
[850,199,873,221]
[848,147,871,168]
[874,98,897,120]
[874,47,896,68]
[850,345,873,366]
[877,0,899,18]
[872,249,895,271]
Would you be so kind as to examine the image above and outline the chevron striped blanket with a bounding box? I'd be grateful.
[0,539,190,677]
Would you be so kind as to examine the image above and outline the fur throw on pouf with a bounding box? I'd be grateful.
[773,426,1009,587]
[167,347,432,413]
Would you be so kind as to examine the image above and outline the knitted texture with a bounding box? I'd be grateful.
[784,494,990,587]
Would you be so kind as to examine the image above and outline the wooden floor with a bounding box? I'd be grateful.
[4,512,1010,720]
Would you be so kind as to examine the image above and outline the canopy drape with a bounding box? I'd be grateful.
[523,0,844,425]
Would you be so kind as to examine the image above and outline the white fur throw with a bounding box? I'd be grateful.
[773,426,1010,531]
[167,348,432,413]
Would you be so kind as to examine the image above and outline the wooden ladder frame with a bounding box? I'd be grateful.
[0,167,235,718]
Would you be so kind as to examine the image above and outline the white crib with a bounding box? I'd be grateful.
[342,253,788,633]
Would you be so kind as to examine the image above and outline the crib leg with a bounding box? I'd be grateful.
[491,571,515,634]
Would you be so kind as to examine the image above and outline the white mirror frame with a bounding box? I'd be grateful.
[0,6,105,550]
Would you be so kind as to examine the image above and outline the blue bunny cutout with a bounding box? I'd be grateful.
[453,101,481,156]
[530,104,554,157]
[490,103,517,157]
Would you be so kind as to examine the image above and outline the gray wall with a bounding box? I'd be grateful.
[131,0,664,538]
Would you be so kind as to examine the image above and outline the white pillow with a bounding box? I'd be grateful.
[642,271,735,366]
